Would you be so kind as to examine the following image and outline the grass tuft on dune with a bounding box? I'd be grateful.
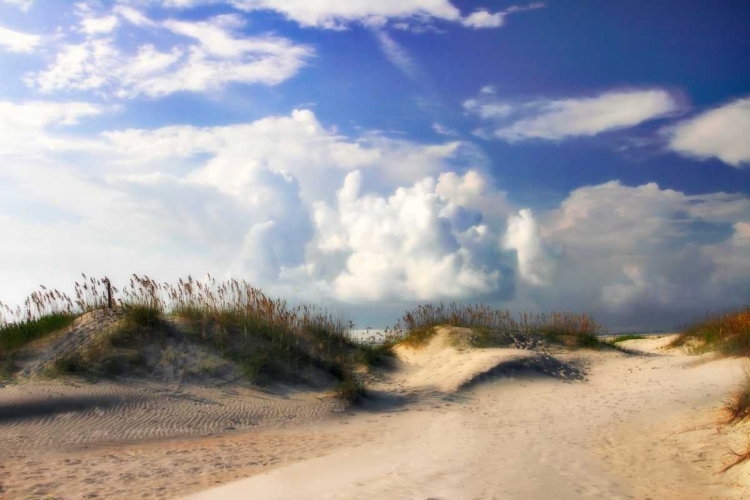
[670,305,750,357]
[390,302,606,349]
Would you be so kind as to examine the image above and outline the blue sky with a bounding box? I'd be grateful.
[0,0,749,331]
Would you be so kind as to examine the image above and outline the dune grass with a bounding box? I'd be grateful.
[670,305,750,356]
[723,363,750,426]
[390,302,606,349]
[0,275,123,359]
[4,275,370,401]
[0,312,76,352]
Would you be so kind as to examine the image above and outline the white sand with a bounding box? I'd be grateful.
[2,331,748,499]
[184,333,749,500]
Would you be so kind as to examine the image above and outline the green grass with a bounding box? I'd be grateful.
[356,342,396,367]
[0,313,76,352]
[335,371,366,403]
[0,353,16,380]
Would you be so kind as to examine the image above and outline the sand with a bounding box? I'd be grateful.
[1,331,749,499]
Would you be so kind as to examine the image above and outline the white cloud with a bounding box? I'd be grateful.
[465,88,682,142]
[1,102,748,330]
[536,181,750,316]
[79,15,119,35]
[374,31,418,80]
[503,209,552,286]
[0,107,515,309]
[667,97,750,168]
[102,109,470,204]
[1,0,32,11]
[433,123,458,136]
[313,170,504,302]
[29,14,314,98]
[113,5,158,28]
[229,0,462,29]
[0,101,106,157]
[0,25,40,52]
[462,3,545,29]
[225,0,544,30]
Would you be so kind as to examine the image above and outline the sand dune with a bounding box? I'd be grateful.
[1,330,748,499]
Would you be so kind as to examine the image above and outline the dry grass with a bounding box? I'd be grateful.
[719,434,750,473]
[0,274,380,402]
[670,305,750,357]
[722,361,750,426]
[389,302,606,348]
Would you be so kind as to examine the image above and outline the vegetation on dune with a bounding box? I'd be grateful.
[2,275,610,404]
[1,274,374,402]
[0,285,82,353]
[670,305,750,357]
[390,302,606,349]
[669,306,750,474]
[723,362,750,426]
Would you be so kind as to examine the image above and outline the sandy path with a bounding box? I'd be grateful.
[2,335,747,499]
[185,341,747,500]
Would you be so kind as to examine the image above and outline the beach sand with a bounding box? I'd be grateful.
[1,331,748,499]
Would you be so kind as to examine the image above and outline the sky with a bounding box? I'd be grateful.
[0,0,749,332]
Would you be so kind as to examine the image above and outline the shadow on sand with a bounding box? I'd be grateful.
[0,394,130,422]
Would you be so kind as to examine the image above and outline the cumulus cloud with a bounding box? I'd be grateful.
[0,108,507,305]
[667,97,750,168]
[27,11,313,98]
[310,170,508,302]
[0,25,40,52]
[536,181,750,321]
[465,88,682,142]
[503,209,553,286]
[1,102,749,331]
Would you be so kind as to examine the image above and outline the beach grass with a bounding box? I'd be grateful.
[722,361,750,426]
[390,302,606,348]
[670,305,750,356]
[2,275,378,400]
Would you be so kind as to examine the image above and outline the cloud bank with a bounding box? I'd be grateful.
[1,105,748,330]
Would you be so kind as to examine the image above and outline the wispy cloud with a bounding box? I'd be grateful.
[462,3,545,29]
[27,12,314,99]
[374,30,419,80]
[1,0,32,11]
[149,0,543,31]
[465,88,682,142]
[433,123,459,136]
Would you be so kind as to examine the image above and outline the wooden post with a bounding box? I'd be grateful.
[105,278,113,310]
